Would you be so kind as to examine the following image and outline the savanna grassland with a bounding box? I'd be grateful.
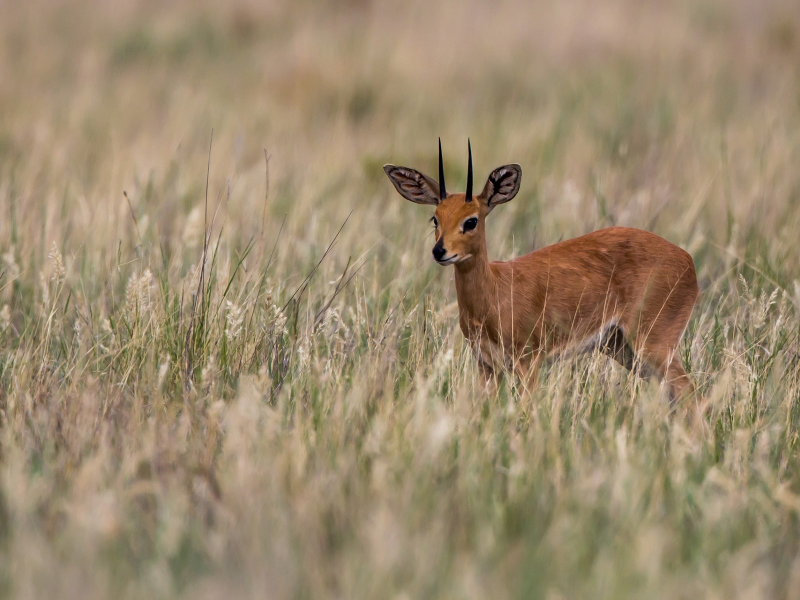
[1,0,800,597]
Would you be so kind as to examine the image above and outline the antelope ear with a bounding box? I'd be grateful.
[383,165,440,206]
[479,164,522,212]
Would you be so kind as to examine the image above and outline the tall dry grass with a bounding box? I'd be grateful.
[1,0,800,597]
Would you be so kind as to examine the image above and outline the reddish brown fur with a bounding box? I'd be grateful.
[384,157,699,401]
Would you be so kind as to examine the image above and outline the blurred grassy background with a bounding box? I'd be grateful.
[1,0,800,598]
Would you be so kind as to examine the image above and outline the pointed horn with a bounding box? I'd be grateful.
[465,139,473,202]
[438,138,447,200]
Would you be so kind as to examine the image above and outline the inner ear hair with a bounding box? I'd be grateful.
[481,164,522,208]
[383,165,440,206]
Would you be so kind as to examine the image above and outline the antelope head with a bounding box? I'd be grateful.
[384,140,522,266]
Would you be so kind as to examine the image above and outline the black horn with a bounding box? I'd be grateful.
[438,138,447,200]
[465,139,473,202]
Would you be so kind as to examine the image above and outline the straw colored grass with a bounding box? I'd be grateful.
[1,0,800,597]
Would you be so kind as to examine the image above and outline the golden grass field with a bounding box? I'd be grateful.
[1,0,800,597]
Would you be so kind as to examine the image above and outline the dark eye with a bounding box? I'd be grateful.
[463,217,478,232]
[431,216,438,229]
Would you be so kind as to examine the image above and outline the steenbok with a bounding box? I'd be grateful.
[384,140,699,401]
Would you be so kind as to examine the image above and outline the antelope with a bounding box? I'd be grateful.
[384,140,699,401]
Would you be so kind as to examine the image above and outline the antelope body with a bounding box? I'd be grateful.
[384,141,699,400]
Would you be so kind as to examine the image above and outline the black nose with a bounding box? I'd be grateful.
[432,242,446,261]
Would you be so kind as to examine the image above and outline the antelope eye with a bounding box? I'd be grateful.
[431,216,438,229]
[463,217,478,232]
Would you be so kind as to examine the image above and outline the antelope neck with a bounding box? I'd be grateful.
[453,242,496,320]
